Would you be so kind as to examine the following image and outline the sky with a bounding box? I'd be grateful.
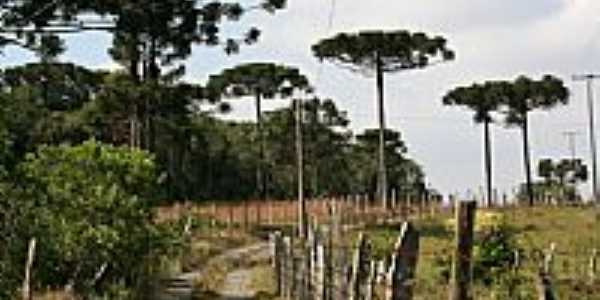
[2,0,600,199]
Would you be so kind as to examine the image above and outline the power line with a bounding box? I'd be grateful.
[326,0,337,31]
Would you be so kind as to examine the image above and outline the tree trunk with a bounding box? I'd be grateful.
[128,32,141,149]
[522,113,534,206]
[484,119,493,207]
[143,35,159,152]
[376,52,388,210]
[256,92,266,200]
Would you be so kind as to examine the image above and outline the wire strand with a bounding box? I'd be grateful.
[313,0,337,94]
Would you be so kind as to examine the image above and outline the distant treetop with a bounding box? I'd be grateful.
[312,30,455,73]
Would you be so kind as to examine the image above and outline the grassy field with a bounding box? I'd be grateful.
[159,202,600,299]
[354,206,600,299]
[156,203,600,299]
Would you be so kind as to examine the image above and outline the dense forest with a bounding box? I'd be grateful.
[0,61,428,200]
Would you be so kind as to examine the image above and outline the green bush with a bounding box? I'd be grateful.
[474,222,519,285]
[0,140,177,298]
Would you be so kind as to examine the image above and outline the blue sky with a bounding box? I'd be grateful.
[2,0,600,199]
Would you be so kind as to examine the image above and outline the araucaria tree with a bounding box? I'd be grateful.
[312,30,454,208]
[206,63,310,199]
[0,0,288,149]
[504,75,569,206]
[443,81,507,207]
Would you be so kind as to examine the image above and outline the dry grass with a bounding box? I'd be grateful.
[33,291,77,300]
[362,205,600,299]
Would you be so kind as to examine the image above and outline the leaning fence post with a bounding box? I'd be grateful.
[386,222,420,300]
[449,201,476,300]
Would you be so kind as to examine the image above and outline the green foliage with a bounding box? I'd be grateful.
[21,139,159,200]
[443,81,510,124]
[504,75,569,126]
[0,140,175,297]
[0,0,287,79]
[354,129,426,195]
[473,222,519,285]
[537,158,588,185]
[206,63,311,100]
[1,62,102,111]
[312,30,455,73]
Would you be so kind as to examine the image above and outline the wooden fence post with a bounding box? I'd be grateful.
[268,200,274,225]
[543,243,556,275]
[315,243,326,300]
[391,188,397,212]
[449,201,476,300]
[536,269,556,300]
[299,239,312,300]
[22,238,36,300]
[419,194,425,219]
[283,235,294,299]
[256,201,261,226]
[211,202,217,227]
[366,260,376,300]
[271,232,283,296]
[386,222,420,300]
[228,204,234,232]
[350,233,368,300]
[590,248,598,283]
[243,200,249,229]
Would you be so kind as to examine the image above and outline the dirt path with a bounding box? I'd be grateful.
[159,242,271,300]
[216,242,271,300]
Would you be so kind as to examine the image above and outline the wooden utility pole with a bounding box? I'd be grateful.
[376,51,388,210]
[296,97,307,239]
[573,74,600,203]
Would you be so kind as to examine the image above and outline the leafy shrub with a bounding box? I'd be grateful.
[0,140,177,298]
[473,222,519,285]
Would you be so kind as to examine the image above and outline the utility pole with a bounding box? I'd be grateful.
[573,74,600,203]
[296,95,307,239]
